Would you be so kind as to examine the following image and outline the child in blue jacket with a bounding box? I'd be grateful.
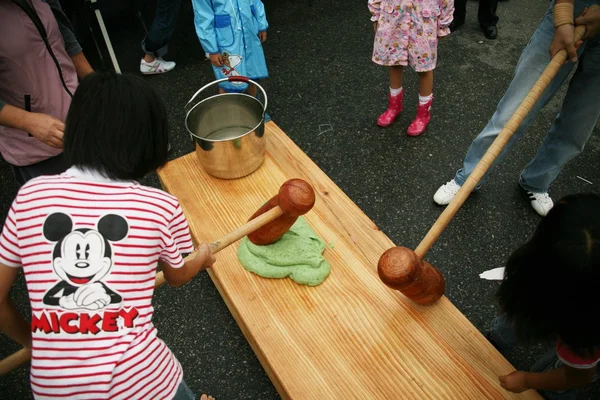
[193,0,269,94]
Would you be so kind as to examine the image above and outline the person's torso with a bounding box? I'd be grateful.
[210,0,262,45]
[15,174,184,399]
[0,0,77,166]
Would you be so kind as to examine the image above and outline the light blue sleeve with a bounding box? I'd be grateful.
[192,0,219,54]
[252,0,269,32]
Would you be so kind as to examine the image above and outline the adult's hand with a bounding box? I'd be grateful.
[549,24,578,62]
[0,104,64,148]
[24,112,65,149]
[575,7,600,40]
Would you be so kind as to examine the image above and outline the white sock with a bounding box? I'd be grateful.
[390,87,403,97]
[419,93,433,104]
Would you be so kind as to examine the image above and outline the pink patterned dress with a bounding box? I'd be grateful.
[369,0,454,71]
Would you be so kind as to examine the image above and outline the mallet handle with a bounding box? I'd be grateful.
[414,23,589,259]
[0,206,284,376]
[154,205,284,287]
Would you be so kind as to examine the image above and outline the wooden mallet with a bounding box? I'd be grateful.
[155,178,316,286]
[0,178,315,375]
[378,21,594,305]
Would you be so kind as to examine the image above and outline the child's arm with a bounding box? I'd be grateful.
[438,0,455,37]
[0,263,31,349]
[161,243,216,288]
[499,366,597,393]
[252,0,269,33]
[191,0,220,56]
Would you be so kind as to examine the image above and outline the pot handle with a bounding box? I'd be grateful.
[185,76,268,115]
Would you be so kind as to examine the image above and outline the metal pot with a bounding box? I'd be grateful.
[185,76,267,179]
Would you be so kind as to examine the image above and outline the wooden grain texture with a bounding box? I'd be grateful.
[157,122,541,399]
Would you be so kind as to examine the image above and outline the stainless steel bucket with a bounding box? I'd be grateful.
[185,77,267,179]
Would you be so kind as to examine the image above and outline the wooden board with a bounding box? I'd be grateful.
[157,122,541,399]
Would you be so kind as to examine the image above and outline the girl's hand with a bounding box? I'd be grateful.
[210,53,224,67]
[194,243,216,271]
[499,371,529,393]
[259,31,267,42]
[373,22,378,32]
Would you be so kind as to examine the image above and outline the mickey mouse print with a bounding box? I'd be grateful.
[42,212,127,311]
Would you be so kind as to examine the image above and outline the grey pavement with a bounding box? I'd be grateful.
[1,0,599,399]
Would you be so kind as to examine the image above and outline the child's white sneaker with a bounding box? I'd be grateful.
[140,57,176,75]
[526,191,553,217]
[433,179,461,205]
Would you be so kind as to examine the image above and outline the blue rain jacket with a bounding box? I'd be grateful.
[193,0,269,92]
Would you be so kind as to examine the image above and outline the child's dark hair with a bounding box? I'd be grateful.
[498,193,600,356]
[64,71,169,181]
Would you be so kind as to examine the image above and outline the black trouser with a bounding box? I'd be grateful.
[11,153,70,186]
[141,0,183,57]
[453,0,499,28]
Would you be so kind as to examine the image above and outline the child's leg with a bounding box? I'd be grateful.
[389,65,403,90]
[247,84,258,97]
[417,70,433,97]
[488,314,519,356]
[407,70,434,136]
[377,66,404,127]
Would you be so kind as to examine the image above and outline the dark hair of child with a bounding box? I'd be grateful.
[63,71,170,181]
[498,193,600,357]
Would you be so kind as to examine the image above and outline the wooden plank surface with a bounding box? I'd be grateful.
[157,122,540,399]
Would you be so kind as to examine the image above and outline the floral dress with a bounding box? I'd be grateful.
[369,0,454,71]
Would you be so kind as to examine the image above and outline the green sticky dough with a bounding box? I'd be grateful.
[237,217,330,286]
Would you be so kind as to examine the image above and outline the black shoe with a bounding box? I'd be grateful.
[482,25,498,40]
[449,21,464,33]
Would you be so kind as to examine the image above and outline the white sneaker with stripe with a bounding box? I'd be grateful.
[140,57,176,75]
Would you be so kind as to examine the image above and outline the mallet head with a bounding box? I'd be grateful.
[247,179,315,245]
[378,246,445,305]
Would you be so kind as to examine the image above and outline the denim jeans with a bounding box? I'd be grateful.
[455,0,600,193]
[141,0,183,57]
[172,379,196,400]
[490,315,600,400]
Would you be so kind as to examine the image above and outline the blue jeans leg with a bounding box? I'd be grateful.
[172,379,196,400]
[519,35,600,193]
[489,314,519,356]
[454,5,580,187]
[141,0,183,57]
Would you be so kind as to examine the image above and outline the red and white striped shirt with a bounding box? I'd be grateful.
[0,167,194,399]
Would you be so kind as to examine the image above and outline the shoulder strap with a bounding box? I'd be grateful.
[10,0,73,98]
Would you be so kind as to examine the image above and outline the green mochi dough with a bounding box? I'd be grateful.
[237,217,330,286]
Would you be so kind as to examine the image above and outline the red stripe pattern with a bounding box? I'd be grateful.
[0,173,194,399]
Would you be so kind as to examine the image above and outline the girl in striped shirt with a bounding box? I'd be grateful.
[0,71,216,400]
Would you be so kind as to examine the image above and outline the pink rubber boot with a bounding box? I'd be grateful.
[377,91,404,127]
[407,97,433,137]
